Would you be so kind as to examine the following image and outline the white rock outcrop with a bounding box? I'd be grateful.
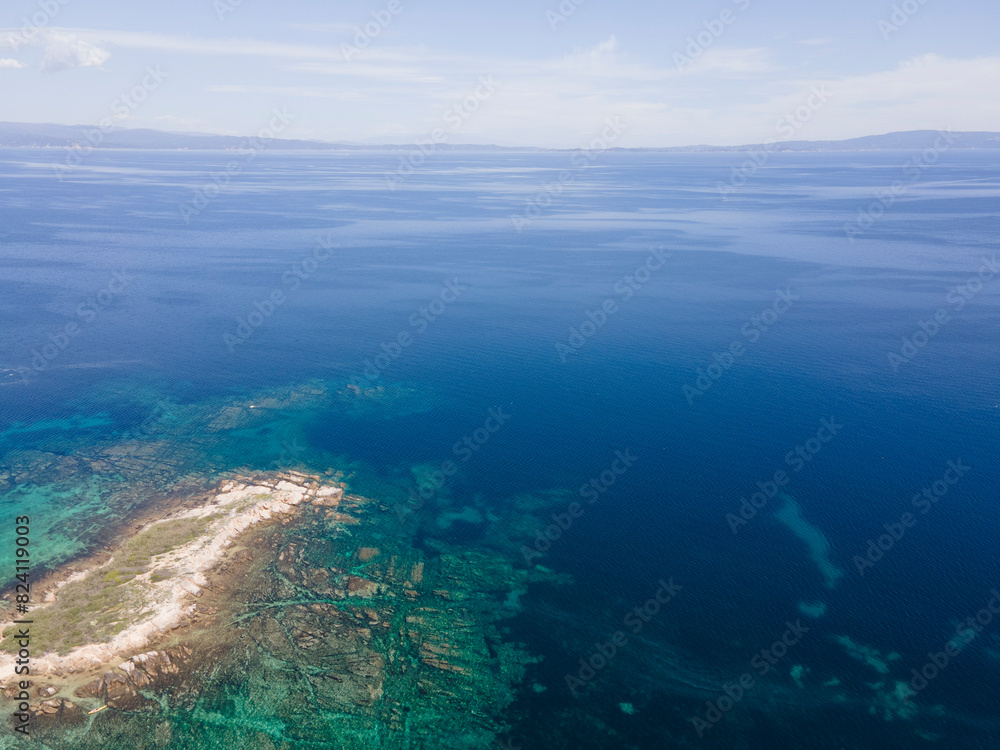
[0,472,346,683]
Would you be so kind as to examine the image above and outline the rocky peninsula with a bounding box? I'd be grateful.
[0,382,568,748]
[0,462,556,748]
[1,471,346,709]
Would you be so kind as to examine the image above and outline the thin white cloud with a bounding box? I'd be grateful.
[151,114,216,131]
[373,122,410,136]
[41,27,462,84]
[38,31,110,72]
[575,35,619,64]
[544,35,680,81]
[206,84,364,100]
[794,54,1000,138]
[679,47,776,75]
[284,22,356,34]
[283,61,441,82]
[0,28,111,71]
[57,27,454,64]
[21,27,768,87]
[432,52,1000,147]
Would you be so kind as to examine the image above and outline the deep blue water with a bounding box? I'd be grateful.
[1,147,999,748]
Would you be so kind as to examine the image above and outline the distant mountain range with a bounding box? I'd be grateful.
[2,122,999,152]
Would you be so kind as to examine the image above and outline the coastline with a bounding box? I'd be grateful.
[0,470,346,705]
[0,458,555,748]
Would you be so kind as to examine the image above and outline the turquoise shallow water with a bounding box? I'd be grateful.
[1,148,999,748]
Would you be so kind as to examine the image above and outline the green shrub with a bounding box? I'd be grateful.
[0,516,212,655]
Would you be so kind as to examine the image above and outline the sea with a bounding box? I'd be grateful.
[1,146,998,749]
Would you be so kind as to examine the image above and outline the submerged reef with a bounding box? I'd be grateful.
[2,470,540,748]
[0,381,552,748]
[0,377,985,748]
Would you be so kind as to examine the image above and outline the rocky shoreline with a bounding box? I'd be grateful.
[0,381,573,747]
[0,470,347,715]
[0,460,562,748]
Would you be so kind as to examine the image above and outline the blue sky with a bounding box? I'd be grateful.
[1,0,998,147]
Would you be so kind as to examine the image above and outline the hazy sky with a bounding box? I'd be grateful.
[1,0,998,147]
